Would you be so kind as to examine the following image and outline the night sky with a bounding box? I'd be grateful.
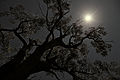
[0,0,120,80]
[71,0,120,62]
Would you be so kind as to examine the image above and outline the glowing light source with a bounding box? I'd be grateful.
[84,14,92,22]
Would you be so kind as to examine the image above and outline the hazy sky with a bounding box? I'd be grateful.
[0,0,120,80]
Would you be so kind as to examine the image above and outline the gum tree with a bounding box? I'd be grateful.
[0,0,117,80]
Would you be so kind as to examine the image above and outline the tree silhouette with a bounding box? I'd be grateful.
[0,0,118,80]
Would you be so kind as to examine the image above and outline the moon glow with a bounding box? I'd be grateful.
[84,14,92,22]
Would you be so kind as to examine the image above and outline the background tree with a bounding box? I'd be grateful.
[0,0,119,80]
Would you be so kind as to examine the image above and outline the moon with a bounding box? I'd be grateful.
[84,14,92,22]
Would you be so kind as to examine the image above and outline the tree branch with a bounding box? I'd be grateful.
[0,28,27,46]
[46,2,49,26]
[44,10,69,44]
[0,31,5,45]
[0,19,39,46]
[61,28,99,48]
[0,28,15,32]
[15,19,37,31]
[14,31,27,46]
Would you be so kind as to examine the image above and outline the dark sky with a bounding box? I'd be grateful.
[70,0,120,62]
[0,0,120,61]
[0,0,120,79]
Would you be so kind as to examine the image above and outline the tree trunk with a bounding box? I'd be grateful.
[0,38,63,80]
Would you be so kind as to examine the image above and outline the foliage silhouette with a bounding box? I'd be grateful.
[0,0,119,80]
